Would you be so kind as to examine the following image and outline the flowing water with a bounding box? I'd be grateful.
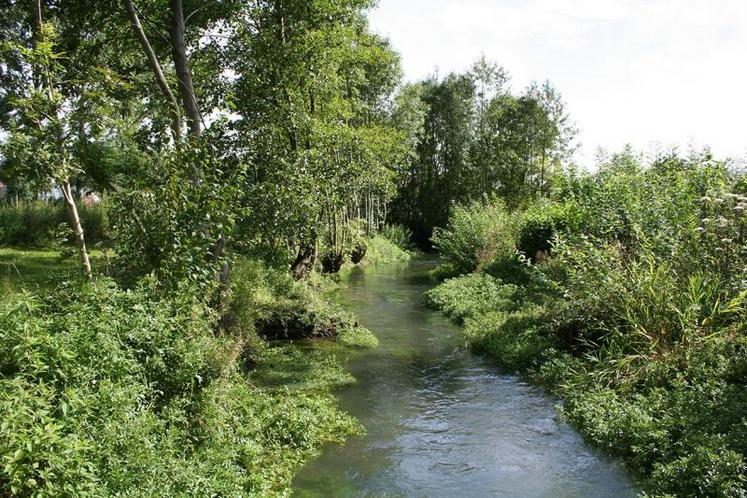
[293,258,636,497]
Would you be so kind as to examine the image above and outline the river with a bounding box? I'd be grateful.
[293,257,636,497]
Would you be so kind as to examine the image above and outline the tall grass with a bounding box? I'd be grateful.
[0,201,108,248]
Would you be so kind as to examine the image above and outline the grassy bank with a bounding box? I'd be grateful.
[426,152,747,497]
[0,250,377,496]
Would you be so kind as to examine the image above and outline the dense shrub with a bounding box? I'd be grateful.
[381,223,415,251]
[0,274,363,496]
[230,258,378,347]
[431,198,517,276]
[360,235,411,266]
[517,200,579,259]
[425,273,523,323]
[428,150,747,496]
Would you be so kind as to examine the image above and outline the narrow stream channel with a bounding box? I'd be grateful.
[293,258,637,497]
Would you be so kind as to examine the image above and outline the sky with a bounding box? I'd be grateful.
[368,0,747,168]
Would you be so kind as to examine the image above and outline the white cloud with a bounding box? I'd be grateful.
[369,0,747,167]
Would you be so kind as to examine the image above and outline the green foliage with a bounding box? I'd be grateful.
[251,345,356,391]
[425,273,522,323]
[359,235,411,266]
[431,198,517,276]
[230,1,406,272]
[0,201,107,249]
[390,63,575,243]
[381,224,415,251]
[110,134,246,291]
[230,258,378,348]
[0,272,363,496]
[517,200,579,259]
[428,149,747,496]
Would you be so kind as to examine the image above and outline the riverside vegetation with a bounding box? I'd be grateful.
[1,230,409,496]
[0,0,740,496]
[426,149,747,497]
[1,0,418,494]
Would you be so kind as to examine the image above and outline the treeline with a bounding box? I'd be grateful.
[427,148,747,497]
[389,57,575,245]
[1,0,413,287]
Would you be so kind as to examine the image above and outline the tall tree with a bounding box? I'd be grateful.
[390,59,576,241]
[229,0,404,276]
[0,0,125,276]
[469,56,508,195]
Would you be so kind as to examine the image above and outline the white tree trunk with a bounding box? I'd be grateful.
[60,181,92,277]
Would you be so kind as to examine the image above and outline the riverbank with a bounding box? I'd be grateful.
[424,156,747,497]
[0,238,411,496]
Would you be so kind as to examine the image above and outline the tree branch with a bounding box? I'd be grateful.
[123,0,181,141]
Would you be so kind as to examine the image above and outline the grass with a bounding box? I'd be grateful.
[0,247,107,296]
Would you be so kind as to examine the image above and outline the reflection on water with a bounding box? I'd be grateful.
[293,258,636,498]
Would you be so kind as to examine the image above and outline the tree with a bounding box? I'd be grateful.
[390,59,576,240]
[0,0,115,276]
[390,73,474,244]
[468,55,508,195]
[228,0,404,276]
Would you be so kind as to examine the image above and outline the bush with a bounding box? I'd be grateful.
[517,201,579,260]
[381,224,414,250]
[431,198,517,276]
[230,258,378,348]
[360,235,411,266]
[0,275,363,496]
[425,273,523,323]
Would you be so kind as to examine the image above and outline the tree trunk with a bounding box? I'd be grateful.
[290,245,315,280]
[61,181,92,278]
[169,0,202,138]
[36,1,91,278]
[123,0,181,141]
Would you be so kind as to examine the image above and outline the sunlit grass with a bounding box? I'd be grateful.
[0,247,107,296]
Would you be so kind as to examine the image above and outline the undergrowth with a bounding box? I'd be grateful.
[427,151,747,497]
[0,255,374,496]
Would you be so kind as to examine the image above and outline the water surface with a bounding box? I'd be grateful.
[293,258,636,497]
